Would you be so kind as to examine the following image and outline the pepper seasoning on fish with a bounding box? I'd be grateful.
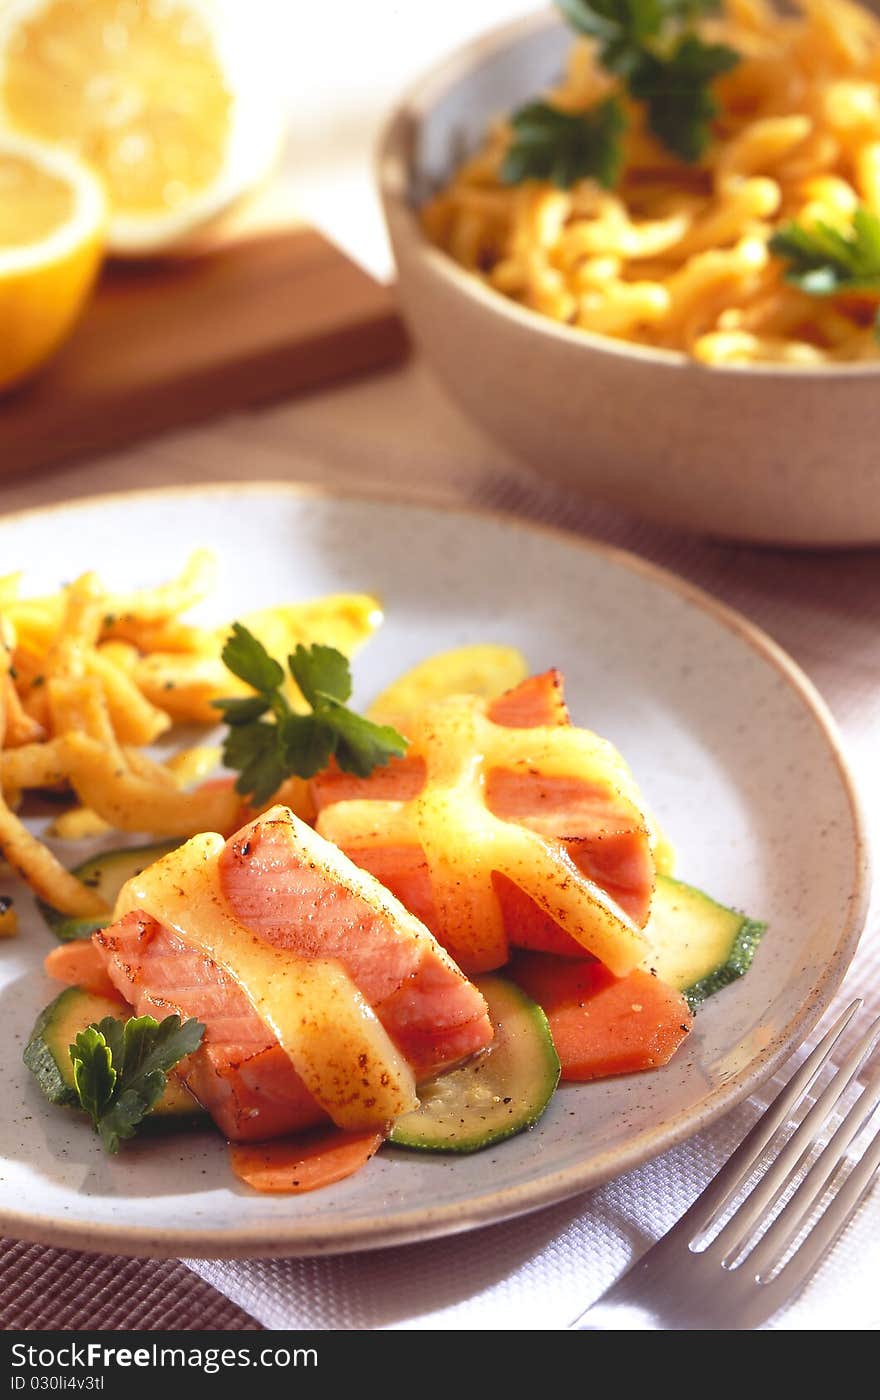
[312,670,656,972]
[93,807,493,1142]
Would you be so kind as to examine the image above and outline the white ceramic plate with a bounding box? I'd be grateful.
[0,485,869,1258]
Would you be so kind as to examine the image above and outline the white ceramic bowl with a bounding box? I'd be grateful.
[378,9,880,547]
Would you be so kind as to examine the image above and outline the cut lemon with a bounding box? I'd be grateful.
[0,0,281,255]
[0,133,105,391]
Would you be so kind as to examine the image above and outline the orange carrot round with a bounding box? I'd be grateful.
[230,1128,384,1194]
[510,952,693,1081]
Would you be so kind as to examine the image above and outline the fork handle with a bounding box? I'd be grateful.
[569,1299,665,1330]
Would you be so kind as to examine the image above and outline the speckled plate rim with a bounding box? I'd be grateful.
[0,481,870,1259]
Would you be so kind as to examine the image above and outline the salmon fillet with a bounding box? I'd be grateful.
[218,808,494,1079]
[96,910,322,1142]
[94,809,493,1142]
[311,670,655,964]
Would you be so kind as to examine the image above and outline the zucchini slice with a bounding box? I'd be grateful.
[645,875,767,1010]
[38,841,179,941]
[23,985,209,1129]
[389,975,560,1153]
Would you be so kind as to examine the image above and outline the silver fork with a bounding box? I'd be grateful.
[570,1000,880,1330]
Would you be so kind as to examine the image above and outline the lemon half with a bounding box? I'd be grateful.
[0,132,105,390]
[0,0,282,255]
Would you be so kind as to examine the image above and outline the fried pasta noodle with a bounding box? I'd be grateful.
[0,553,381,919]
[422,0,880,364]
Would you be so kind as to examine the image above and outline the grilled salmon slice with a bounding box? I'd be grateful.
[218,807,494,1079]
[311,670,655,964]
[94,808,493,1141]
[96,910,324,1141]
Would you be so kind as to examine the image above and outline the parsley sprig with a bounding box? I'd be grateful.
[770,206,880,341]
[501,97,626,189]
[214,624,408,804]
[557,0,714,75]
[626,32,739,162]
[70,1013,204,1154]
[558,1,721,68]
[501,0,738,190]
[770,207,880,295]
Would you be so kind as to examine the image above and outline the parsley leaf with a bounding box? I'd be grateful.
[556,0,649,40]
[221,622,284,693]
[288,643,352,708]
[770,207,880,296]
[557,0,662,74]
[321,705,414,779]
[69,1013,204,1154]
[70,1025,116,1123]
[501,97,626,190]
[557,0,719,61]
[278,712,338,781]
[97,1089,153,1155]
[221,719,285,806]
[770,206,880,343]
[215,625,408,801]
[537,0,738,172]
[116,1013,201,1090]
[212,694,270,726]
[628,35,738,161]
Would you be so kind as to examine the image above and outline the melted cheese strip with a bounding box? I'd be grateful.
[416,781,509,970]
[116,833,418,1131]
[413,702,649,975]
[319,694,651,976]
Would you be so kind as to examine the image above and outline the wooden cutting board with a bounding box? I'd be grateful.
[0,209,409,481]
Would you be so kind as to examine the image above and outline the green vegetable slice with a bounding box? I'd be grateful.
[38,840,179,941]
[23,986,209,1132]
[644,874,767,1010]
[389,975,560,1153]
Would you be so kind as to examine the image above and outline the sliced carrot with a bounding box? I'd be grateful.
[230,1129,384,1194]
[43,941,119,999]
[510,951,693,1081]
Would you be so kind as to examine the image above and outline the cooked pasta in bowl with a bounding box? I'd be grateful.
[378,0,880,545]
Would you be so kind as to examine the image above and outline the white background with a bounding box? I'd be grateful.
[248,0,540,277]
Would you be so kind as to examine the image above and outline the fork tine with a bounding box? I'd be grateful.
[754,1111,880,1318]
[674,1000,861,1243]
[569,1002,878,1332]
[709,1009,880,1263]
[746,1050,880,1277]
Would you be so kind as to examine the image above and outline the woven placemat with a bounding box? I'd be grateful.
[0,1239,260,1331]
